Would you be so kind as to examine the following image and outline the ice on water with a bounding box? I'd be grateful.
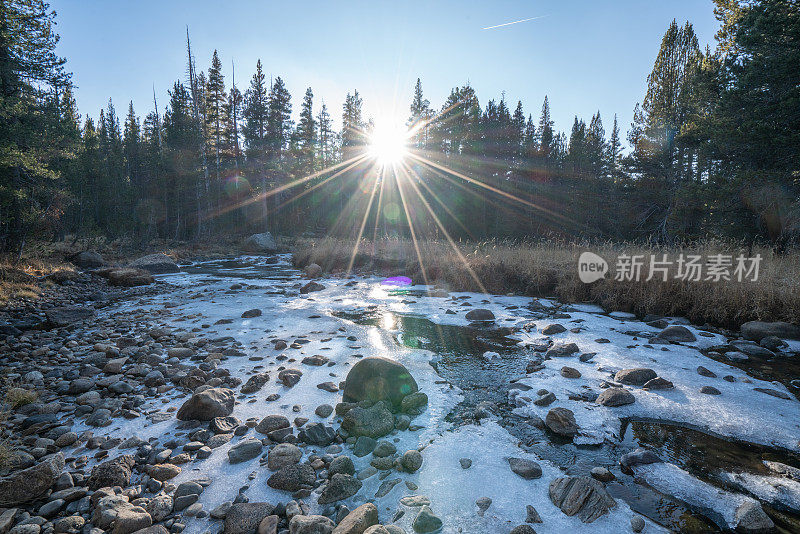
[70,256,798,533]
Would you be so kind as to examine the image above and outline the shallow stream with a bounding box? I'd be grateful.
[169,257,800,533]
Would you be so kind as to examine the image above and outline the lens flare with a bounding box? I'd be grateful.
[368,122,409,165]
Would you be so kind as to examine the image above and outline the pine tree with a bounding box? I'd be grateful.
[0,0,72,253]
[538,96,554,161]
[185,31,210,232]
[141,96,165,238]
[496,96,512,159]
[224,85,242,167]
[511,101,525,159]
[266,76,292,162]
[123,102,143,202]
[242,59,268,160]
[163,81,202,238]
[76,117,100,231]
[435,84,480,156]
[341,90,364,151]
[100,99,127,233]
[316,102,334,166]
[523,114,537,158]
[205,50,228,182]
[567,117,588,175]
[408,78,432,148]
[586,112,606,178]
[632,20,702,183]
[608,114,622,181]
[295,87,316,161]
[708,0,800,249]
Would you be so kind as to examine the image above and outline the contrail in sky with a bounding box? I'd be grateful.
[482,15,547,30]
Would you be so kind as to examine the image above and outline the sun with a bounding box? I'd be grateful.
[368,121,409,165]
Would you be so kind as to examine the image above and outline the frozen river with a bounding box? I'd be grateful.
[82,255,800,533]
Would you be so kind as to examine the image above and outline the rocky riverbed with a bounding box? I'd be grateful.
[1,254,799,534]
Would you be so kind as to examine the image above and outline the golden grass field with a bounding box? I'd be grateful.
[291,237,800,329]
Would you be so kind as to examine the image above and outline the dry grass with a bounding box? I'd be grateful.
[0,257,75,306]
[292,237,800,329]
[4,387,37,408]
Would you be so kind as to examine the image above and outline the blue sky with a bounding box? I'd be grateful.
[52,1,719,145]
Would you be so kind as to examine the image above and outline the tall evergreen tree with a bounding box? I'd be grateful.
[295,87,316,160]
[511,101,526,159]
[538,96,554,161]
[163,82,202,238]
[242,59,268,159]
[266,76,292,162]
[123,102,143,203]
[341,90,364,151]
[205,50,228,182]
[631,20,702,183]
[608,114,622,181]
[707,0,800,249]
[224,85,242,168]
[316,102,334,166]
[0,0,71,253]
[408,78,433,149]
[585,112,606,178]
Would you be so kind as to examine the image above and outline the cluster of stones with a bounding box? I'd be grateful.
[504,311,795,532]
[0,328,437,534]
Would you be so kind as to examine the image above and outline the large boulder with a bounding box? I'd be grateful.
[70,251,104,268]
[289,515,335,534]
[304,263,322,278]
[508,458,542,480]
[299,422,337,446]
[614,368,657,386]
[128,254,179,274]
[465,309,495,322]
[224,503,275,534]
[300,281,325,294]
[112,506,152,534]
[0,453,64,506]
[241,233,277,254]
[176,388,235,421]
[545,407,579,437]
[228,439,263,464]
[548,476,617,523]
[741,321,800,342]
[342,357,418,408]
[45,306,95,327]
[652,325,696,343]
[619,449,662,472]
[105,268,154,287]
[267,463,316,492]
[332,503,378,534]
[733,500,775,533]
[596,388,635,407]
[546,343,580,357]
[341,402,395,438]
[318,474,362,505]
[88,455,136,490]
[267,443,302,471]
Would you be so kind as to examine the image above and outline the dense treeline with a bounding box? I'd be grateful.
[1,0,798,255]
